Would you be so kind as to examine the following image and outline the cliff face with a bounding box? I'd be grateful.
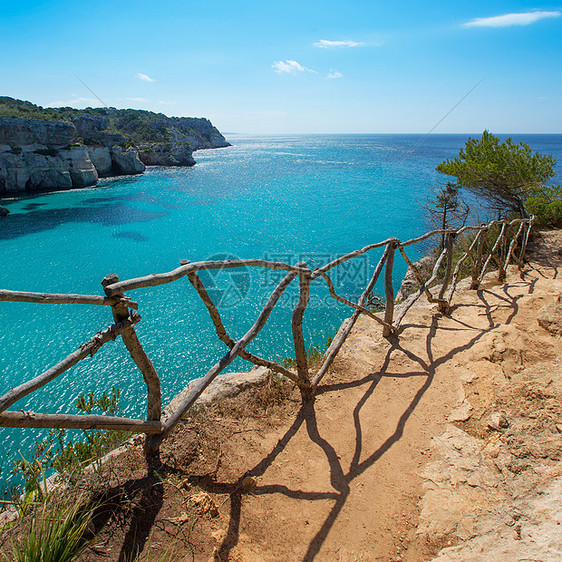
[136,117,229,166]
[0,116,75,146]
[73,115,146,177]
[137,143,196,167]
[0,97,231,195]
[148,117,230,150]
[0,116,145,194]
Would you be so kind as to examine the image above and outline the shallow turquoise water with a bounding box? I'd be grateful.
[1,133,561,493]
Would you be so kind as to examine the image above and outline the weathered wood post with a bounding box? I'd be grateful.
[291,262,313,398]
[438,233,455,314]
[471,227,486,289]
[503,222,525,274]
[187,269,305,387]
[498,224,508,282]
[382,241,397,337]
[101,274,162,468]
[312,245,390,387]
[155,268,299,444]
[519,219,533,269]
[467,231,479,290]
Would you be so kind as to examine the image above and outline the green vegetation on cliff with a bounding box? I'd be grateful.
[0,97,74,121]
[0,96,228,148]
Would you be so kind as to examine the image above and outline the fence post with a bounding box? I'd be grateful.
[503,221,525,274]
[519,219,532,268]
[498,224,508,282]
[383,241,397,337]
[291,262,312,397]
[471,227,485,289]
[101,274,162,467]
[438,233,455,313]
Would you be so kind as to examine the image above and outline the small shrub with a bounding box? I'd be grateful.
[281,335,333,371]
[251,374,293,413]
[281,356,296,369]
[526,186,562,227]
[11,387,130,490]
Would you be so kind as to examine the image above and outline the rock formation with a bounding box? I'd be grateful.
[537,293,562,336]
[396,255,435,301]
[136,117,228,166]
[0,98,230,194]
[0,116,145,194]
[149,117,230,150]
[137,143,196,167]
[73,115,146,177]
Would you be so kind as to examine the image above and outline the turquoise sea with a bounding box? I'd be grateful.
[1,133,561,493]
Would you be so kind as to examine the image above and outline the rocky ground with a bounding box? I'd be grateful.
[420,230,562,561]
[1,231,560,561]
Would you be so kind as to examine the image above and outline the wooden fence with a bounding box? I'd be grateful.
[0,217,533,462]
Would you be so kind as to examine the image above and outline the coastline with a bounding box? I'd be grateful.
[0,100,230,197]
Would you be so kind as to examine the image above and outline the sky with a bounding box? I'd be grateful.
[1,0,561,133]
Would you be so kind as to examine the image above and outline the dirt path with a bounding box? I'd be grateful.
[195,230,561,562]
[15,230,559,561]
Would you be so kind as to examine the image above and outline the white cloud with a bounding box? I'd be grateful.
[463,11,560,28]
[313,39,365,48]
[327,69,343,79]
[136,72,156,82]
[272,60,315,75]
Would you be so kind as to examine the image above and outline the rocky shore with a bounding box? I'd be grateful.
[0,98,229,195]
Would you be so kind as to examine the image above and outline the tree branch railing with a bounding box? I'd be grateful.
[0,216,534,466]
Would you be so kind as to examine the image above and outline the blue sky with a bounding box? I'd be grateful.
[1,0,561,133]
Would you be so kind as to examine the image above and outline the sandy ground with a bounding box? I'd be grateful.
[2,231,560,561]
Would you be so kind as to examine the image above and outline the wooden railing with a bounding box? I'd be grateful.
[0,217,534,463]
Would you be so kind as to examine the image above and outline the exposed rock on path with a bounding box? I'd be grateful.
[417,230,562,561]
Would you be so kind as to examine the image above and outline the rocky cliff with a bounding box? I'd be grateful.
[0,97,230,194]
[136,116,229,166]
[0,116,144,194]
[73,115,145,177]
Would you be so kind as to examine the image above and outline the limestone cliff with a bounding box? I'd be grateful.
[135,116,228,166]
[73,115,146,177]
[146,116,230,150]
[0,116,144,194]
[137,143,196,167]
[0,97,231,194]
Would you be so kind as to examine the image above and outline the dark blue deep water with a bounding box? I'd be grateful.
[1,133,561,493]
